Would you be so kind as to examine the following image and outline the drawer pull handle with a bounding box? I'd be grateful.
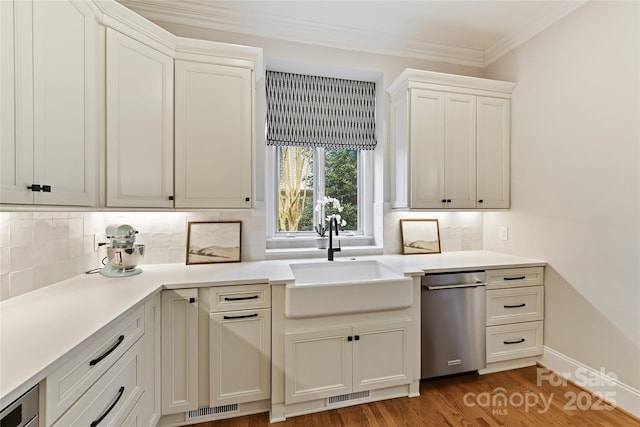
[503,338,525,345]
[223,313,258,320]
[90,386,125,427]
[89,335,124,366]
[504,303,526,308]
[504,276,526,281]
[224,295,259,301]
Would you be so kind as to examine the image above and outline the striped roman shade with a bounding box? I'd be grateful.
[265,71,376,150]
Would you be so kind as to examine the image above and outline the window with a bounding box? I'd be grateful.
[277,146,360,235]
[265,70,376,248]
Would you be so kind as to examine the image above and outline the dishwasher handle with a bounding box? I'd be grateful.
[423,282,487,291]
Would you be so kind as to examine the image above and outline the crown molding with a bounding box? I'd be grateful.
[118,0,587,69]
[484,0,588,66]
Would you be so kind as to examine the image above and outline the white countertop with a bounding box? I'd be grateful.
[0,250,545,407]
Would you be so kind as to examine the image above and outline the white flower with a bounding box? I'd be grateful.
[315,196,346,230]
[315,196,343,212]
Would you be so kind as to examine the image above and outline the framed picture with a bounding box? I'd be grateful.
[186,221,242,264]
[400,219,441,255]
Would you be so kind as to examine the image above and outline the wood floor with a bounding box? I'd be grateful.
[189,366,639,427]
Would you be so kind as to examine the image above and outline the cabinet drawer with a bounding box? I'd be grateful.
[486,321,543,363]
[46,305,144,424]
[486,267,544,290]
[486,286,544,326]
[210,284,270,312]
[51,339,145,427]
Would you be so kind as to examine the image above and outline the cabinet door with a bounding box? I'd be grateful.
[409,89,445,208]
[477,97,510,208]
[284,327,352,404]
[209,309,270,406]
[106,29,174,208]
[1,0,33,204]
[174,61,253,208]
[444,93,476,208]
[32,0,97,206]
[161,289,198,415]
[352,320,412,392]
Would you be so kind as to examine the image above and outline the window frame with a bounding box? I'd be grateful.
[266,146,374,246]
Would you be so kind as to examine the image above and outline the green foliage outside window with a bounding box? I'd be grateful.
[278,147,358,233]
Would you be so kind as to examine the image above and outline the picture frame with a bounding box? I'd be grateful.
[186,221,242,265]
[400,219,441,255]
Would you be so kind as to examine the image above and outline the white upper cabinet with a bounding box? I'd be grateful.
[476,97,511,208]
[106,28,174,208]
[388,69,515,210]
[174,59,253,209]
[173,38,261,209]
[1,0,98,206]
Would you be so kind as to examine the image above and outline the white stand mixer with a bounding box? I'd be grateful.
[100,224,145,277]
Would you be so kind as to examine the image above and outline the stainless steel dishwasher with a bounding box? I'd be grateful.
[421,271,486,379]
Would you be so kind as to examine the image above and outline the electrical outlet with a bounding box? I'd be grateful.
[94,233,106,252]
[499,226,509,241]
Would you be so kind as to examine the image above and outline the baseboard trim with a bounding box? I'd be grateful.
[538,346,640,419]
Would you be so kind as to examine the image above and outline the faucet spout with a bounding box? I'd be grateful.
[327,216,341,261]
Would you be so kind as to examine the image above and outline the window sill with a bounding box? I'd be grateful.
[266,235,380,259]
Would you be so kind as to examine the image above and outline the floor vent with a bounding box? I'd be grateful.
[327,390,370,405]
[186,403,239,420]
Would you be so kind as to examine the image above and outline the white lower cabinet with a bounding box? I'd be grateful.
[209,308,271,406]
[144,293,162,426]
[159,284,271,424]
[44,296,160,427]
[52,340,145,427]
[45,305,144,425]
[160,288,199,415]
[284,319,412,404]
[482,267,545,372]
[486,321,544,363]
[208,284,271,410]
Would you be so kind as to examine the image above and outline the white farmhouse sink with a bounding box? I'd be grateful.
[285,260,413,318]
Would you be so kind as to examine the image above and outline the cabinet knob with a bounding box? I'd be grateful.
[245,197,250,202]
[478,199,484,203]
[168,195,174,201]
[447,199,452,203]
[189,297,196,304]
[441,199,447,203]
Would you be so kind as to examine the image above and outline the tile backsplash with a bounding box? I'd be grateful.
[0,209,480,301]
[0,210,265,301]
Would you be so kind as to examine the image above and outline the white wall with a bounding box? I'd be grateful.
[482,1,639,390]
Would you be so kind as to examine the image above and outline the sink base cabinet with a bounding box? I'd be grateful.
[284,320,413,405]
[271,280,421,423]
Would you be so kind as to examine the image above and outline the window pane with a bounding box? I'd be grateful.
[325,148,358,231]
[278,146,314,232]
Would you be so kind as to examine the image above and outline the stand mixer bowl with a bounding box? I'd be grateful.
[106,244,145,271]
